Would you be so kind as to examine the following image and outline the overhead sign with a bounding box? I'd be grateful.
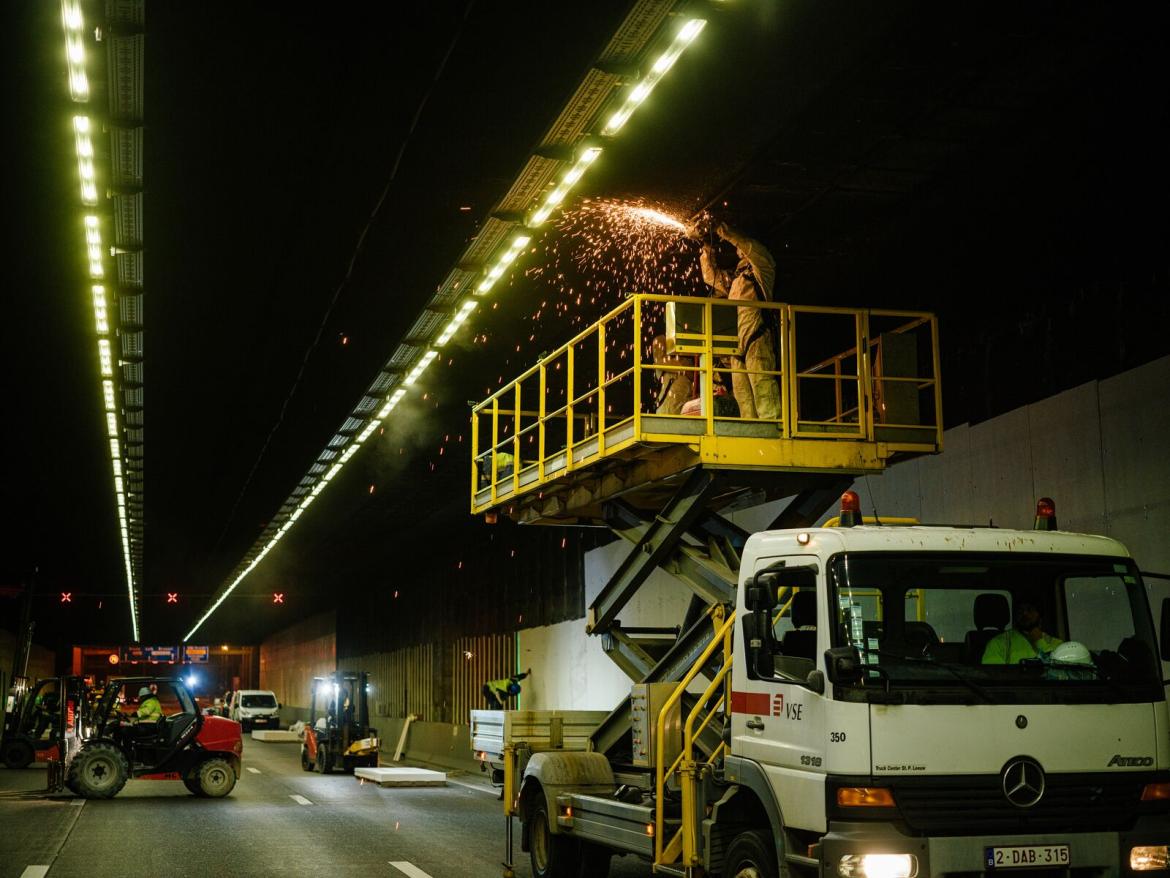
[183,645,209,664]
[146,646,177,663]
[124,646,148,663]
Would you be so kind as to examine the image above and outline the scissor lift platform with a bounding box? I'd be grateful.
[471,295,942,525]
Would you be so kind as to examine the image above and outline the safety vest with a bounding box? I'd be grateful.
[982,629,1062,664]
[137,696,162,721]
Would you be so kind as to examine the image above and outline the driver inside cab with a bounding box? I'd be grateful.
[134,685,162,723]
[982,602,1063,664]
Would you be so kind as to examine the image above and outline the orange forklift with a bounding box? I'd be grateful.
[300,671,379,774]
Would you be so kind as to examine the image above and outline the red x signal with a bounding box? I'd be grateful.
[60,592,72,603]
[272,592,284,604]
[166,593,179,604]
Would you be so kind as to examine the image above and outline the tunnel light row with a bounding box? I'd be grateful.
[183,16,709,641]
[62,0,140,641]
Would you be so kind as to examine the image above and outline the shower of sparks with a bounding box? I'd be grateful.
[628,206,687,231]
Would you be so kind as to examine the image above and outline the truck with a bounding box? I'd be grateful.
[475,496,1170,878]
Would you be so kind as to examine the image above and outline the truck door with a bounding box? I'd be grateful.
[732,556,829,833]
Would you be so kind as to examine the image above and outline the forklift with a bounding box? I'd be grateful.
[300,671,379,774]
[1,676,67,768]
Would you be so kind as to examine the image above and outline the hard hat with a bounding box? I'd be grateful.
[1050,641,1091,666]
[138,686,152,698]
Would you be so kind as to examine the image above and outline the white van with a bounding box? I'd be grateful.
[228,690,281,731]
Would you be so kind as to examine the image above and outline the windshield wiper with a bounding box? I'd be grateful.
[854,646,995,703]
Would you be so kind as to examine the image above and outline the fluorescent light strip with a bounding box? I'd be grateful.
[602,19,706,136]
[61,2,138,642]
[186,19,710,642]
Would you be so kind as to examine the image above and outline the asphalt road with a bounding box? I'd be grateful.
[0,739,656,878]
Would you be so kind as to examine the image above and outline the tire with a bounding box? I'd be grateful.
[196,757,237,797]
[183,777,205,797]
[316,744,330,774]
[724,829,778,878]
[300,746,313,772]
[67,742,129,799]
[2,738,35,769]
[527,799,579,878]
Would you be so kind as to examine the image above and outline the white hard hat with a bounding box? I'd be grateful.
[1050,641,1091,665]
[138,686,152,698]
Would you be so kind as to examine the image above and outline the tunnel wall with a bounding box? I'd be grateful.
[259,609,335,723]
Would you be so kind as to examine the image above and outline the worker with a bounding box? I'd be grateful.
[482,668,531,710]
[982,602,1063,664]
[31,688,60,739]
[686,217,780,421]
[651,334,694,415]
[135,685,163,723]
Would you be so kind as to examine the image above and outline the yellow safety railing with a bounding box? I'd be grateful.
[654,607,736,866]
[471,294,941,512]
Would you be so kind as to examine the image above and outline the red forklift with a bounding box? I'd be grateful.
[46,675,244,798]
[300,671,379,774]
[1,676,66,768]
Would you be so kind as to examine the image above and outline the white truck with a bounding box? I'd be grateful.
[477,501,1170,877]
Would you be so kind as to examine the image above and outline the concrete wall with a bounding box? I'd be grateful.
[0,629,56,681]
[259,610,335,723]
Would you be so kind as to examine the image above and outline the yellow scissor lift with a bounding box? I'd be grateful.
[470,294,942,876]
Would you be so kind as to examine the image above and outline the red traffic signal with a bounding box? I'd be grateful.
[272,592,284,604]
[166,593,179,604]
[60,592,72,603]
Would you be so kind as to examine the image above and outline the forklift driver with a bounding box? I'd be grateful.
[134,685,163,723]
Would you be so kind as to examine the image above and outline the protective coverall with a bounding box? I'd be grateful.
[482,669,530,710]
[699,224,780,421]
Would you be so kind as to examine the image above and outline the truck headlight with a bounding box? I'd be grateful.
[1130,846,1168,872]
[839,854,918,878]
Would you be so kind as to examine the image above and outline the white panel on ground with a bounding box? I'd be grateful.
[355,766,446,787]
[250,729,300,742]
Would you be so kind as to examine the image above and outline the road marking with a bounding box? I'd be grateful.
[21,867,50,878]
[246,767,261,774]
[389,863,433,878]
[290,794,313,805]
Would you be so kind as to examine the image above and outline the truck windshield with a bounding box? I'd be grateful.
[830,552,1162,704]
[241,694,276,708]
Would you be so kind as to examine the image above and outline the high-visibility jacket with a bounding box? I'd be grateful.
[137,695,162,721]
[981,629,1062,664]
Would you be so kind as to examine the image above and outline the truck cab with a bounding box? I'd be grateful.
[729,524,1169,877]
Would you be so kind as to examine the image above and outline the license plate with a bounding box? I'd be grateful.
[986,845,1070,869]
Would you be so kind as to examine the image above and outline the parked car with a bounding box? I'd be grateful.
[228,689,281,731]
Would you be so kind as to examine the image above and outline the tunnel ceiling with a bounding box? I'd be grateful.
[3,1,1167,649]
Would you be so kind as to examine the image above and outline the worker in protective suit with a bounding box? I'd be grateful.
[135,685,163,723]
[686,217,780,421]
[482,668,531,710]
[651,334,693,415]
[982,603,1063,664]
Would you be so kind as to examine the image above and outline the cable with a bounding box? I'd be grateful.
[209,0,478,555]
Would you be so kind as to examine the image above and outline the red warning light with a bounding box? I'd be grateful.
[272,592,284,604]
[60,592,72,603]
[166,592,178,604]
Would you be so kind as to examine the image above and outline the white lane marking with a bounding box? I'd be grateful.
[290,794,313,805]
[246,767,261,774]
[389,863,433,878]
[444,777,499,796]
[21,868,50,878]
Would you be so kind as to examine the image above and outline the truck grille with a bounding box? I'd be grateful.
[892,773,1145,834]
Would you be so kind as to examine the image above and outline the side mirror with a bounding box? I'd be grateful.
[1160,598,1169,662]
[803,669,825,695]
[824,646,864,686]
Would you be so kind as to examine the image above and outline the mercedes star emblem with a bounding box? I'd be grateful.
[1002,757,1046,808]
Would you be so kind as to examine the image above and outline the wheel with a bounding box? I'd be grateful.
[527,798,579,878]
[2,738,35,769]
[724,829,778,878]
[196,757,237,797]
[183,777,205,796]
[316,744,330,774]
[67,742,129,799]
[300,746,313,772]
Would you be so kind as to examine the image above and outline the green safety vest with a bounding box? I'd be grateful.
[137,696,162,721]
[981,629,1062,665]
